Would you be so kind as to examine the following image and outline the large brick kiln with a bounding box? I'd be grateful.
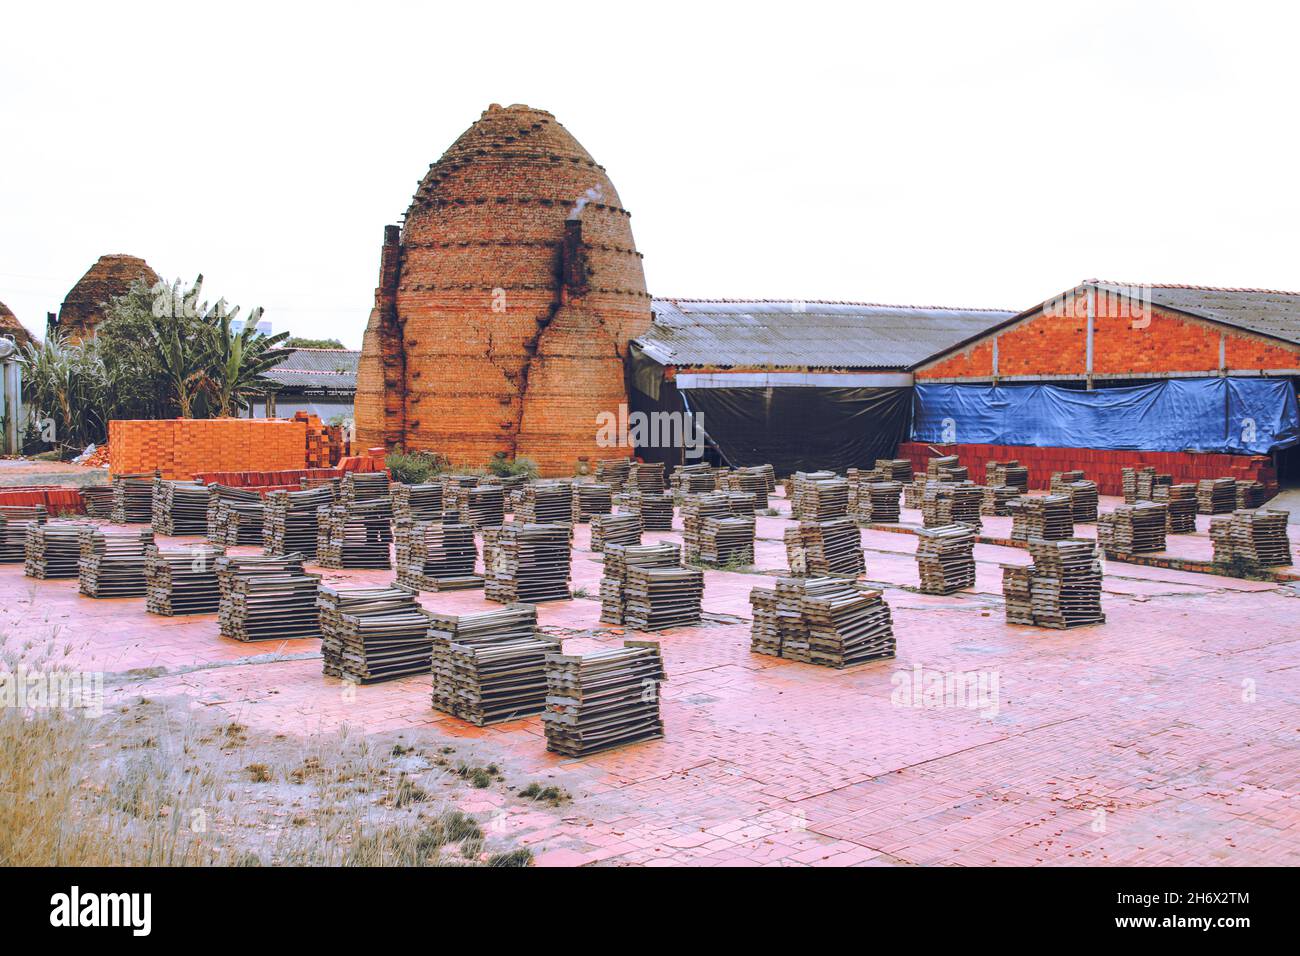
[355,104,652,476]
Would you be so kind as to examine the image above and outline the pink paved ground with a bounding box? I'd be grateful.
[1,493,1297,867]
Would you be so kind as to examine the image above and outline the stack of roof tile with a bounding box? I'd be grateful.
[572,483,613,523]
[215,552,320,641]
[317,583,435,683]
[1049,470,1086,494]
[1000,564,1034,625]
[1062,480,1099,523]
[151,479,209,535]
[1138,468,1172,503]
[851,480,902,523]
[915,523,976,594]
[483,522,572,603]
[429,603,546,721]
[681,493,730,562]
[392,482,444,523]
[542,641,667,756]
[342,471,391,506]
[440,475,479,516]
[316,500,394,569]
[981,485,1021,517]
[1097,502,1167,555]
[299,475,342,497]
[589,512,641,553]
[206,485,265,546]
[626,490,674,531]
[723,492,757,515]
[1022,538,1105,628]
[263,485,334,557]
[0,504,46,562]
[672,463,717,497]
[903,476,929,510]
[985,460,1028,493]
[595,457,632,491]
[926,456,967,483]
[145,543,223,615]
[82,485,115,517]
[698,514,755,565]
[629,461,665,494]
[784,518,864,577]
[394,519,481,591]
[922,483,983,530]
[1008,495,1074,542]
[516,482,573,525]
[460,484,505,528]
[1196,478,1238,515]
[722,467,770,509]
[1210,509,1292,567]
[1235,480,1268,510]
[875,458,913,483]
[599,542,682,625]
[111,474,155,523]
[1121,467,1140,504]
[789,470,836,515]
[748,585,782,657]
[1153,483,1198,534]
[795,477,850,521]
[78,528,154,597]
[623,564,705,629]
[24,522,89,578]
[749,577,894,668]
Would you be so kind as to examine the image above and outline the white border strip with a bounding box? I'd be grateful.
[675,371,914,389]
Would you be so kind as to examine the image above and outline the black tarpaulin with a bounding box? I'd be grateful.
[627,343,913,474]
[678,385,912,475]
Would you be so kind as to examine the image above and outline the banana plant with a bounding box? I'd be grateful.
[199,301,290,417]
[150,310,206,418]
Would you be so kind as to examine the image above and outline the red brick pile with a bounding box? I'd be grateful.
[293,411,347,467]
[896,441,1275,498]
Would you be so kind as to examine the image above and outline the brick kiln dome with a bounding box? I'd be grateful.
[57,254,161,342]
[0,300,34,349]
[356,104,652,475]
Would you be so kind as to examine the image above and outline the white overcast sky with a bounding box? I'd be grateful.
[3,0,1298,347]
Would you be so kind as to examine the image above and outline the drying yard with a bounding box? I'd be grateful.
[2,459,1297,868]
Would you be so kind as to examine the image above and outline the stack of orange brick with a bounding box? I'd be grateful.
[109,419,309,480]
[293,411,347,468]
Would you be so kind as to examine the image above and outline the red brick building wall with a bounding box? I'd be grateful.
[355,104,651,476]
[909,286,1299,492]
[918,287,1300,381]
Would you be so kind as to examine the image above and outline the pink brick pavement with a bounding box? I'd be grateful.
[1,491,1296,867]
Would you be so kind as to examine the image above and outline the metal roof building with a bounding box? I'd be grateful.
[638,299,1016,378]
[907,280,1300,493]
[629,299,1014,473]
[253,348,359,422]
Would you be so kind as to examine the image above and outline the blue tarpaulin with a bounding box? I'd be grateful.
[911,378,1300,455]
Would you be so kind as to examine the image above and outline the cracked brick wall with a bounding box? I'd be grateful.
[355,104,651,476]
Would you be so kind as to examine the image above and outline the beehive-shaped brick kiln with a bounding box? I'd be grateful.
[0,301,33,349]
[57,254,161,342]
[355,104,651,476]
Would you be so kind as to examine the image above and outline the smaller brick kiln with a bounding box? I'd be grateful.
[57,254,161,342]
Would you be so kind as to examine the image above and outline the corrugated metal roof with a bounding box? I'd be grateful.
[1095,282,1300,347]
[261,348,358,392]
[638,299,1016,370]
